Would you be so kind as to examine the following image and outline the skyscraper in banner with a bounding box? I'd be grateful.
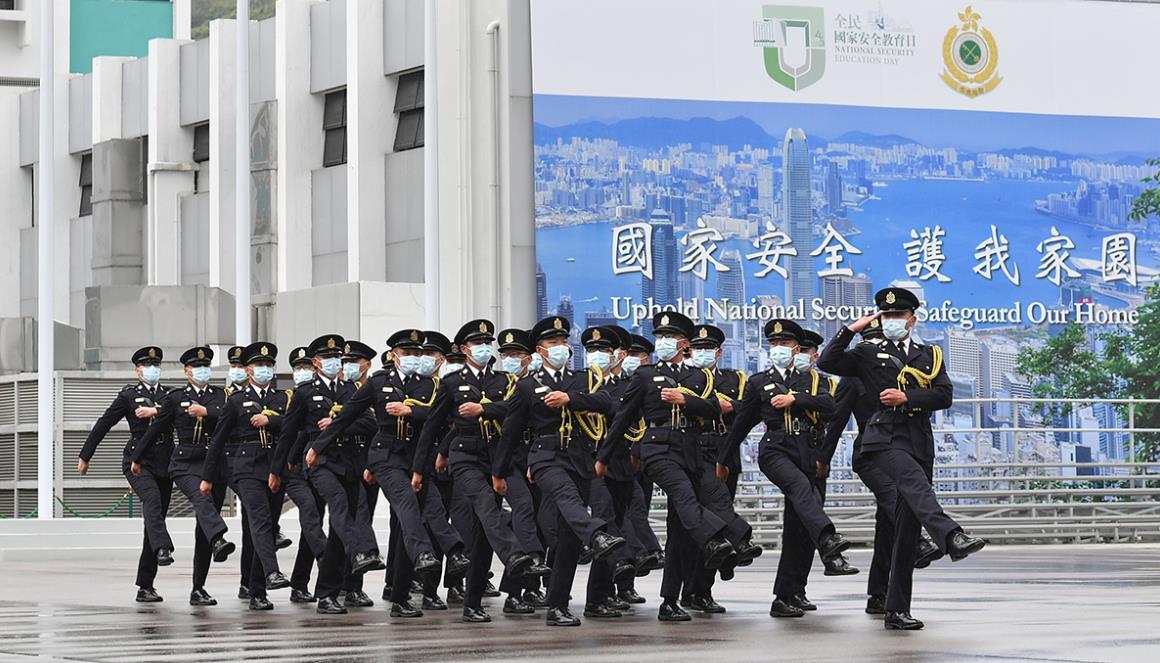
[717,250,746,369]
[818,273,872,338]
[641,208,678,334]
[535,263,548,319]
[783,128,813,305]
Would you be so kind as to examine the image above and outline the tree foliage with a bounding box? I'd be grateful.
[192,0,276,40]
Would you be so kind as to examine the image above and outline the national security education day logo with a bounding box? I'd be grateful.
[940,5,1002,97]
[754,5,826,91]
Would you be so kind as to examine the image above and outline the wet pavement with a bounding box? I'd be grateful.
[0,544,1156,663]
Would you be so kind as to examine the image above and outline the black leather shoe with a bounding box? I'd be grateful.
[526,560,552,577]
[462,606,491,623]
[577,545,594,565]
[446,586,465,604]
[248,596,274,611]
[583,601,622,618]
[947,531,986,561]
[506,552,534,578]
[446,551,471,580]
[503,595,535,614]
[264,571,290,591]
[345,590,374,608]
[915,537,943,569]
[413,552,440,574]
[484,580,501,597]
[189,588,216,606]
[391,600,423,618]
[523,589,549,608]
[211,537,235,563]
[290,588,316,603]
[718,555,737,581]
[351,552,383,576]
[136,587,163,603]
[410,579,425,594]
[618,588,646,605]
[769,598,805,618]
[688,593,726,614]
[547,606,582,626]
[702,538,737,570]
[608,596,630,611]
[791,593,817,611]
[823,554,860,576]
[317,596,347,614]
[422,594,448,611]
[275,528,292,550]
[589,530,627,562]
[735,539,763,566]
[885,611,925,630]
[382,585,393,601]
[817,531,851,561]
[612,558,636,583]
[238,585,251,601]
[658,600,691,622]
[156,548,174,566]
[865,595,887,615]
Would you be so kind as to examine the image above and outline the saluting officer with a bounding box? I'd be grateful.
[496,317,627,627]
[138,346,236,606]
[201,342,292,610]
[417,319,546,624]
[604,312,750,623]
[78,346,175,603]
[817,287,985,630]
[719,319,851,619]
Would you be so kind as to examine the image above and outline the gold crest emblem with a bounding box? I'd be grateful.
[327,337,336,349]
[698,328,708,339]
[774,322,783,334]
[298,348,306,358]
[148,348,157,359]
[260,345,269,356]
[870,318,880,328]
[505,332,514,344]
[553,318,563,330]
[197,349,205,360]
[592,329,602,341]
[410,330,419,342]
[660,314,670,327]
[479,321,488,334]
[941,6,1002,98]
[344,343,351,354]
[886,291,897,305]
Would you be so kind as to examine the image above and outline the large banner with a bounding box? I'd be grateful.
[531,0,1160,463]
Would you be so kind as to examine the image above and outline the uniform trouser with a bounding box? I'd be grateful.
[854,454,897,599]
[452,460,522,610]
[444,476,475,590]
[239,505,253,588]
[125,466,174,589]
[587,475,636,601]
[173,474,228,590]
[686,448,753,597]
[432,474,459,591]
[368,463,437,564]
[310,463,374,600]
[757,445,835,548]
[865,448,961,613]
[532,463,604,608]
[284,469,327,591]
[229,476,281,598]
[629,479,661,555]
[496,468,539,600]
[774,484,825,599]
[345,480,382,593]
[642,444,728,548]
[659,496,695,600]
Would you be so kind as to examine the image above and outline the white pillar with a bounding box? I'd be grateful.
[37,0,56,520]
[423,0,439,328]
[235,0,251,344]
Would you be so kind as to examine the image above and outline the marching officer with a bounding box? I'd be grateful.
[817,287,986,629]
[201,341,292,610]
[495,317,627,626]
[417,319,547,623]
[621,333,664,582]
[719,319,851,619]
[137,346,236,605]
[78,345,175,603]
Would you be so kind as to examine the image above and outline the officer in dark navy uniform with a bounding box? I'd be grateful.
[720,319,852,619]
[818,287,986,630]
[78,345,175,603]
[138,346,236,606]
[605,311,749,622]
[201,342,292,610]
[621,333,664,583]
[496,317,627,626]
[417,319,546,624]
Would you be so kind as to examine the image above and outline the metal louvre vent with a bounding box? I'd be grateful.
[0,491,13,518]
[0,383,14,425]
[15,382,36,423]
[0,433,13,481]
[63,430,128,480]
[63,379,134,421]
[16,434,36,481]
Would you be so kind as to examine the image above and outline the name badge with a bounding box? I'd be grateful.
[135,397,146,403]
[242,401,255,407]
[764,384,776,391]
[652,377,666,382]
[312,395,324,401]
[877,353,892,359]
[458,385,472,392]
[534,386,550,394]
[180,401,191,407]
[382,387,395,393]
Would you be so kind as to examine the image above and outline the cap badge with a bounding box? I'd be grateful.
[410,330,419,341]
[148,348,157,359]
[479,321,488,333]
[197,349,205,360]
[886,291,897,305]
[774,322,783,334]
[592,329,601,341]
[660,314,670,326]
[698,328,708,338]
[260,345,269,356]
[553,318,563,330]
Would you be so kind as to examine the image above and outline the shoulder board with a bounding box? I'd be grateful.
[122,384,138,392]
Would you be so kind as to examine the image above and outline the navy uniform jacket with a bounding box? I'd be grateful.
[418,366,514,473]
[202,384,289,482]
[274,376,373,477]
[314,368,435,475]
[603,362,721,470]
[137,383,226,481]
[494,366,612,481]
[720,367,835,472]
[816,327,952,463]
[709,367,745,472]
[81,382,172,476]
[819,373,877,467]
[597,373,637,482]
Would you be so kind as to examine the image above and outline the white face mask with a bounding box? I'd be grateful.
[501,356,525,374]
[543,345,571,370]
[792,352,812,372]
[228,366,248,385]
[319,357,342,379]
[689,348,717,369]
[769,346,793,369]
[882,318,910,342]
[417,355,439,377]
[585,350,611,372]
[140,365,161,385]
[441,362,464,377]
[293,368,314,386]
[190,366,212,386]
[398,355,422,376]
[342,362,363,382]
[621,356,642,376]
[654,337,680,362]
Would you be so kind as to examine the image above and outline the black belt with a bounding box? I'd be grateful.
[175,438,208,448]
[645,420,691,432]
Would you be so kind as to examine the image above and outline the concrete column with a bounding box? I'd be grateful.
[207,18,238,295]
[146,38,195,286]
[89,138,146,287]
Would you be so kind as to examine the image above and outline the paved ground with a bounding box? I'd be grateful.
[0,544,1156,663]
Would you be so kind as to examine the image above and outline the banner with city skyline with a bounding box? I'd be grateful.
[530,0,1160,466]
